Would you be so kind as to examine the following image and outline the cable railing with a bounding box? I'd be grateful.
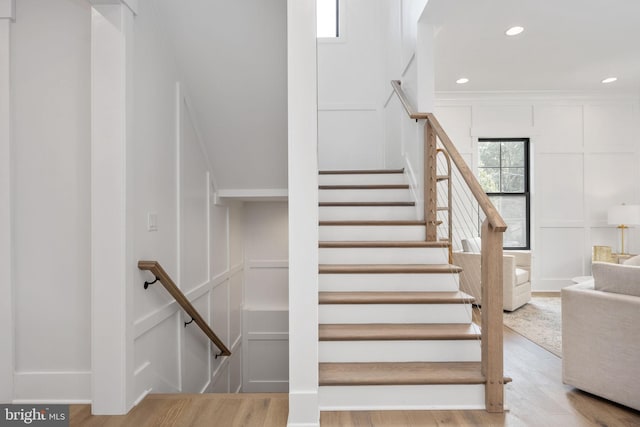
[390,80,507,413]
[138,260,231,357]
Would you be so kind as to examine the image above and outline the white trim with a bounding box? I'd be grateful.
[287,0,319,424]
[436,91,640,103]
[132,388,151,407]
[470,126,537,138]
[0,0,14,20]
[88,0,138,16]
[13,372,91,403]
[0,17,13,403]
[317,104,377,111]
[90,4,135,414]
[248,260,289,269]
[217,188,288,201]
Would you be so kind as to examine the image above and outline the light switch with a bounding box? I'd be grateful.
[147,213,158,231]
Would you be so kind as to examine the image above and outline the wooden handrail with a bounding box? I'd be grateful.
[138,260,231,357]
[426,113,507,232]
[389,80,506,232]
[390,80,429,120]
[390,80,506,413]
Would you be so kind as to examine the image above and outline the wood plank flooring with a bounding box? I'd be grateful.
[70,326,640,426]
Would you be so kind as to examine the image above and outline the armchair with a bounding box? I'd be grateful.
[452,238,531,311]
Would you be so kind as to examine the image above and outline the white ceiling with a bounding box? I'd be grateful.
[424,0,640,93]
[154,0,288,191]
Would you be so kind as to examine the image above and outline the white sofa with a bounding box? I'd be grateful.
[452,238,531,311]
[562,259,640,411]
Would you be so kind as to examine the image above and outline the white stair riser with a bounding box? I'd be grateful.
[319,340,481,363]
[319,304,473,324]
[319,384,485,411]
[319,189,412,203]
[319,273,460,292]
[320,174,406,186]
[319,206,418,221]
[319,225,426,241]
[319,247,448,265]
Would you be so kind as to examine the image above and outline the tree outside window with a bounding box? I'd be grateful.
[478,138,530,249]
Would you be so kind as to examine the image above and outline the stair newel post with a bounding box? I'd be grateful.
[480,219,505,412]
[424,120,438,242]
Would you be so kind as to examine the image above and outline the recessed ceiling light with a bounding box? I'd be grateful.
[505,26,524,36]
[601,77,617,84]
[456,78,469,84]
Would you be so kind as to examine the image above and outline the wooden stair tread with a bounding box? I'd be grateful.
[319,264,462,274]
[319,241,449,248]
[319,362,485,386]
[319,323,481,341]
[320,201,415,207]
[319,220,425,226]
[319,184,410,190]
[319,291,475,305]
[320,169,404,175]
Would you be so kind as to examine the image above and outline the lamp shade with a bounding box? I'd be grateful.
[608,204,640,225]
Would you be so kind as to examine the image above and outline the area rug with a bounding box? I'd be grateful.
[503,297,562,357]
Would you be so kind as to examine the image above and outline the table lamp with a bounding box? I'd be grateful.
[608,204,640,255]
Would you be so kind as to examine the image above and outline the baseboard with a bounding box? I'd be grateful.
[13,371,91,403]
[287,390,319,427]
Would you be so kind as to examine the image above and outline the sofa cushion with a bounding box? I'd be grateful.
[623,255,640,266]
[461,237,481,253]
[515,268,530,285]
[592,261,640,297]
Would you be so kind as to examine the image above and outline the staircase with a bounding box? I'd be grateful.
[317,168,490,411]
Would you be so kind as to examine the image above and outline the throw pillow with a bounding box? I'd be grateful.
[592,261,640,297]
[623,255,640,266]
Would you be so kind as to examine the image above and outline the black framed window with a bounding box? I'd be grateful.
[478,138,530,250]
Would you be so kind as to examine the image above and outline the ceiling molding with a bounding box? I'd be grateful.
[436,91,640,104]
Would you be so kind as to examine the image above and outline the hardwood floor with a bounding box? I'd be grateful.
[70,327,640,426]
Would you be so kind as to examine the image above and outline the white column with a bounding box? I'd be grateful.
[90,1,135,414]
[0,0,14,404]
[287,0,319,426]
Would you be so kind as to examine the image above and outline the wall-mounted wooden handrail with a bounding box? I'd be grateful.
[389,80,507,232]
[138,260,231,357]
[390,80,429,120]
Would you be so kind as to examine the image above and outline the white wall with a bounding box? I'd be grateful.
[153,0,288,193]
[318,0,386,170]
[11,0,92,402]
[130,0,243,404]
[5,0,243,407]
[435,93,640,291]
[242,202,289,393]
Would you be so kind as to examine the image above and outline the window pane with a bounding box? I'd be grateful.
[478,141,500,167]
[501,140,525,167]
[501,167,524,192]
[317,0,338,38]
[479,168,500,192]
[490,195,527,247]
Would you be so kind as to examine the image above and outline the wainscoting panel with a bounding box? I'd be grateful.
[242,310,289,392]
[534,105,584,153]
[536,154,585,223]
